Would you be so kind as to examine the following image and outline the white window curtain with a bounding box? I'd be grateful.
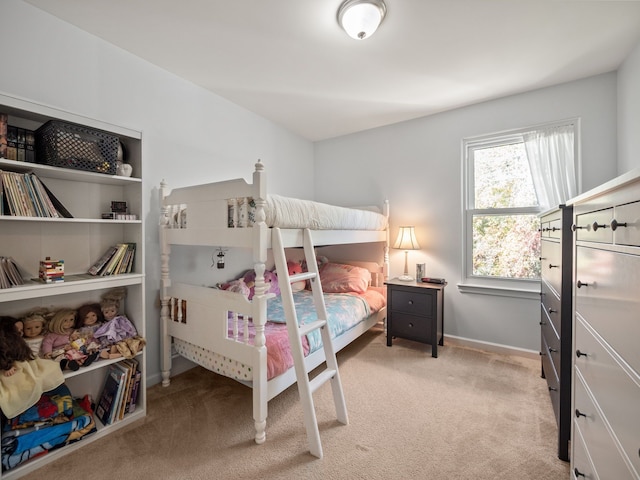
[523,125,577,210]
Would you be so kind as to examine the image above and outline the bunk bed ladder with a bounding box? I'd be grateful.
[272,227,348,459]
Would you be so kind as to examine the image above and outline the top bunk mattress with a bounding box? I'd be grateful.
[261,195,388,230]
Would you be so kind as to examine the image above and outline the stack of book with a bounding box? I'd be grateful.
[95,359,141,426]
[0,170,72,217]
[88,243,136,276]
[0,256,24,289]
[39,257,64,283]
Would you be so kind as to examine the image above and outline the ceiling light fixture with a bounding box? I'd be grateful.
[337,0,387,40]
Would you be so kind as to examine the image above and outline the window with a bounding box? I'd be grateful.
[461,121,579,297]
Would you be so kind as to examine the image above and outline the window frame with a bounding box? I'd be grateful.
[460,120,580,299]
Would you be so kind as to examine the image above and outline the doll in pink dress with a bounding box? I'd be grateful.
[41,309,90,371]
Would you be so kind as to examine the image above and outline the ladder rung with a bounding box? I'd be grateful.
[290,272,316,283]
[309,368,337,394]
[299,319,327,337]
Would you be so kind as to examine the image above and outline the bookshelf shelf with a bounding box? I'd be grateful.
[0,93,146,479]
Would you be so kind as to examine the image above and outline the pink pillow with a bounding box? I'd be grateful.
[319,263,371,294]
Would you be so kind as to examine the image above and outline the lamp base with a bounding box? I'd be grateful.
[397,274,414,282]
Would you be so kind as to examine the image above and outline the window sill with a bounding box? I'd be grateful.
[457,282,540,300]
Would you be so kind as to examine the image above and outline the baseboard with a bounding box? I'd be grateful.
[445,335,539,360]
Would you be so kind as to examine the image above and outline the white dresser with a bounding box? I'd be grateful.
[568,169,640,479]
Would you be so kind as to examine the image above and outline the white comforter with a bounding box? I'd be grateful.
[264,195,387,230]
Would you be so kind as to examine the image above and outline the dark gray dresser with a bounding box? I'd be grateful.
[539,204,573,462]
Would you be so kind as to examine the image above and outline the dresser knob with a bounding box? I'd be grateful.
[571,224,585,231]
[548,263,559,269]
[408,300,413,305]
[539,321,546,326]
[548,308,557,314]
[549,348,558,353]
[548,386,558,392]
[408,323,413,328]
[575,409,587,418]
[577,280,589,288]
[610,219,628,231]
[574,468,586,477]
[576,350,588,358]
[592,221,609,231]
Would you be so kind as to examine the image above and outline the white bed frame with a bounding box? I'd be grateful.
[159,161,389,444]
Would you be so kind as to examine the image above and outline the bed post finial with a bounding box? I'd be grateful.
[254,159,264,173]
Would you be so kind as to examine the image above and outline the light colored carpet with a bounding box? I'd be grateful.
[19,328,569,480]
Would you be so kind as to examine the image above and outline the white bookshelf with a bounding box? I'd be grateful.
[0,93,146,479]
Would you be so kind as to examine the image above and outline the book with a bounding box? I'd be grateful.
[16,128,26,162]
[96,364,127,425]
[115,359,137,421]
[38,177,73,218]
[1,257,24,287]
[0,113,7,159]
[25,130,35,163]
[88,245,118,275]
[5,126,17,161]
[102,243,128,276]
[128,370,142,414]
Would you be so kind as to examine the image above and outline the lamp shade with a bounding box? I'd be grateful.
[338,0,387,40]
[393,226,420,250]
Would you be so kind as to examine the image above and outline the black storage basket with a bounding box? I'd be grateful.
[35,120,119,175]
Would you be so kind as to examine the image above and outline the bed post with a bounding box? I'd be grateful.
[159,179,173,387]
[251,160,269,443]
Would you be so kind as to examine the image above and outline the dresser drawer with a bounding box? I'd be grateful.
[613,200,640,247]
[571,425,598,480]
[575,317,640,475]
[389,312,430,343]
[540,240,563,295]
[541,333,560,424]
[575,246,640,371]
[574,208,614,244]
[573,373,636,480]
[389,288,434,317]
[541,280,562,338]
[541,306,561,374]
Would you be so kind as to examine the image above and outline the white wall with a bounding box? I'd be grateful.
[0,0,315,385]
[315,74,618,353]
[618,40,640,173]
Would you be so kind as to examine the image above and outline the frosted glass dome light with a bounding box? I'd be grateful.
[338,0,387,40]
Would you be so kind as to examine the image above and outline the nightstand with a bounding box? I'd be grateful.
[385,278,446,357]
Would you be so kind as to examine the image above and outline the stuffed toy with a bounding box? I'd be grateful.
[243,269,280,299]
[221,278,251,297]
[287,260,306,292]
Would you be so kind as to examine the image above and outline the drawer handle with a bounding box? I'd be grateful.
[550,227,560,232]
[548,263,560,269]
[539,320,546,326]
[539,351,545,357]
[576,349,589,358]
[610,219,628,231]
[571,224,585,231]
[408,323,413,328]
[549,348,558,353]
[548,386,557,392]
[575,409,587,418]
[408,300,413,305]
[592,221,608,231]
[576,280,589,288]
[548,308,557,314]
[574,468,586,478]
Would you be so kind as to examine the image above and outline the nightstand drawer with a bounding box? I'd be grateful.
[390,288,434,317]
[389,312,430,343]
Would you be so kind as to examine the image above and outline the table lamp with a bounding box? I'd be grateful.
[393,226,420,281]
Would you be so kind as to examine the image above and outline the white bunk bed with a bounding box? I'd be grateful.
[159,161,389,445]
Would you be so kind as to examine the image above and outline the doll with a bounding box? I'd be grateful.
[94,288,144,359]
[22,309,48,357]
[73,303,104,355]
[41,308,88,371]
[0,316,33,377]
[0,316,65,419]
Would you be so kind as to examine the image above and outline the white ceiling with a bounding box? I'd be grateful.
[24,0,640,141]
